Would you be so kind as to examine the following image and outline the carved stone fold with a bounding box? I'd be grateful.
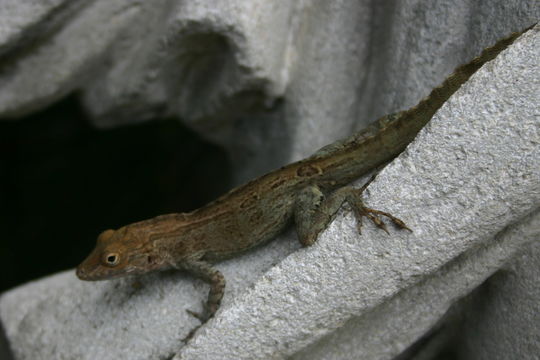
[0,1,538,360]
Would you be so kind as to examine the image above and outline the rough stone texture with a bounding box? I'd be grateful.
[0,1,539,360]
[175,24,540,360]
[1,1,538,181]
[0,235,301,360]
[452,239,540,360]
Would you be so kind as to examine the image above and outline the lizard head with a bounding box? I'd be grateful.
[76,225,167,281]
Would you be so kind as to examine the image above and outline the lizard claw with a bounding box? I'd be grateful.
[183,300,214,342]
[365,211,390,234]
[358,206,412,233]
[186,301,211,324]
[181,324,203,343]
[185,300,210,322]
[186,309,205,322]
[350,187,411,234]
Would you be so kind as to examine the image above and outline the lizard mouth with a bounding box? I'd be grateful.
[76,249,104,280]
[75,264,129,281]
[75,265,93,280]
[76,264,105,281]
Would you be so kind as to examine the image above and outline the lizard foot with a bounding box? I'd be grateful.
[185,297,215,323]
[182,310,205,342]
[294,177,411,246]
[349,178,412,234]
[183,301,214,342]
[185,307,207,322]
[181,323,203,343]
[351,202,411,234]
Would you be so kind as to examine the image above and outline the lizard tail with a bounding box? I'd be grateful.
[404,22,536,130]
[362,22,537,165]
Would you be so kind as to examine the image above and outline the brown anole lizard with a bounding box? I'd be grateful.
[76,25,534,338]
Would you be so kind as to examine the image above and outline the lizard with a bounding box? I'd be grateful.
[76,24,534,338]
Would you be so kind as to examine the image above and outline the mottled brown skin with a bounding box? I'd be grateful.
[76,25,533,339]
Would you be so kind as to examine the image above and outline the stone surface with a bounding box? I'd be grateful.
[176,24,540,360]
[450,239,540,360]
[1,1,538,181]
[0,235,301,360]
[0,1,539,360]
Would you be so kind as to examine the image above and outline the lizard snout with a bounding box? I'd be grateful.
[76,264,90,280]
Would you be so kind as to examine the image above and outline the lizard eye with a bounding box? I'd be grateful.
[103,253,120,266]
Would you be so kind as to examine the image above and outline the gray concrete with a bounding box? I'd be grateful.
[451,240,540,360]
[176,24,540,360]
[0,1,538,359]
[1,1,538,181]
[0,235,301,360]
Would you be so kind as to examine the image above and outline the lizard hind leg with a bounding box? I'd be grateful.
[294,184,357,246]
[294,185,330,246]
[294,182,411,246]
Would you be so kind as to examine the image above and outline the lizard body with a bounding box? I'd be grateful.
[76,25,533,333]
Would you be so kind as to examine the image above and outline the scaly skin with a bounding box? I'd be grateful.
[76,24,534,339]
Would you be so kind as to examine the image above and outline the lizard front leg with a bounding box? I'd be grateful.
[294,182,410,246]
[173,258,225,340]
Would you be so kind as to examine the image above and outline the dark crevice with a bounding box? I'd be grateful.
[0,95,230,292]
